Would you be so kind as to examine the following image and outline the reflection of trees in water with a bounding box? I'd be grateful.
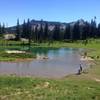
[30,47,59,56]
[0,48,87,78]
[0,46,60,55]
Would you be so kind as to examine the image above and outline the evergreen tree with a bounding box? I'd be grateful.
[2,23,5,34]
[64,24,71,40]
[82,24,88,40]
[0,23,3,37]
[90,19,97,38]
[22,20,27,38]
[38,22,44,42]
[48,30,53,43]
[82,22,90,40]
[97,23,100,38]
[0,23,2,34]
[27,19,32,45]
[16,19,20,40]
[44,22,48,41]
[35,25,38,42]
[53,24,60,41]
[72,22,80,40]
[31,25,35,42]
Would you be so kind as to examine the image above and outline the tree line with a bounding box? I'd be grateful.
[1,18,100,43]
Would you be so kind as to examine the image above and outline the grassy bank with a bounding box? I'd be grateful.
[0,39,100,99]
[0,68,100,100]
[0,52,35,62]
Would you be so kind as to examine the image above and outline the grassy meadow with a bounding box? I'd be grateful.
[0,39,100,100]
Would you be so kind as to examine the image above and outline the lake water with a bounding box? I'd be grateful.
[0,48,88,78]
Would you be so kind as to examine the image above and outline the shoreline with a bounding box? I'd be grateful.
[0,50,36,62]
[0,46,98,79]
[0,58,34,63]
[0,48,95,76]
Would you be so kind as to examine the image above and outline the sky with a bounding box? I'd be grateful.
[0,0,100,26]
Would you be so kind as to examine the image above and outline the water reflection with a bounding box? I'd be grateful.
[0,48,87,78]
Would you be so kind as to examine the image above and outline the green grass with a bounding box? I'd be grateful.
[0,75,100,100]
[0,39,100,99]
[0,52,36,62]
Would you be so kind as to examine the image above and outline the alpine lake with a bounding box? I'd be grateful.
[0,47,88,78]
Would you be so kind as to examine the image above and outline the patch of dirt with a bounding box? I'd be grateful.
[94,78,100,82]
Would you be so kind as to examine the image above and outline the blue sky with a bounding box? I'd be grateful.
[0,0,100,26]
